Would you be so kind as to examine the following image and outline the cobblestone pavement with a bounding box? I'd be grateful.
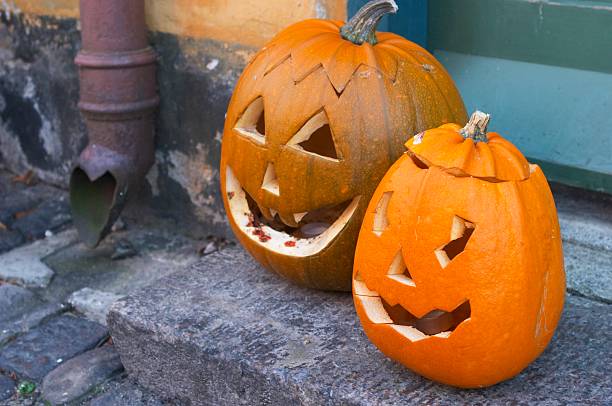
[0,170,70,254]
[0,169,226,405]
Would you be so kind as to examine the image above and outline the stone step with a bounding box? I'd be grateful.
[551,183,612,303]
[562,237,612,303]
[108,246,612,405]
[554,183,612,304]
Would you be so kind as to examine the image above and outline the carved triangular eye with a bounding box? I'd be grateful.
[235,97,265,144]
[287,111,340,160]
[435,215,475,268]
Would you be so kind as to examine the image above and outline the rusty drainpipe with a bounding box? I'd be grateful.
[70,0,158,247]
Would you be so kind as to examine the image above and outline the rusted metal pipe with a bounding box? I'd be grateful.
[70,0,158,246]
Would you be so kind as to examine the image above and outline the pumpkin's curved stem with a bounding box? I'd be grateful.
[340,0,398,45]
[461,111,491,143]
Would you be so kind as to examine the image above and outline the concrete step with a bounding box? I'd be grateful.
[108,246,612,405]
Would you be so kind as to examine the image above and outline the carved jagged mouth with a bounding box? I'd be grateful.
[225,166,360,256]
[355,277,471,341]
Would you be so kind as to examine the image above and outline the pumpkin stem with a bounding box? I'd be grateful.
[461,111,491,143]
[340,0,398,45]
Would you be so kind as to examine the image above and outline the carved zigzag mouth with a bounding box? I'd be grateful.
[225,166,360,256]
[355,278,471,341]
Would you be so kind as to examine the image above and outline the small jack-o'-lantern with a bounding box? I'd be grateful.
[220,0,467,291]
[353,111,565,387]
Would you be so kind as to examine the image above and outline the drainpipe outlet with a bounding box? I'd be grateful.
[70,0,158,247]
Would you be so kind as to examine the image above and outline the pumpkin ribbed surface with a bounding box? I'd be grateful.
[406,122,530,181]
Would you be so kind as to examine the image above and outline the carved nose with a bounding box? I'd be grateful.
[261,162,279,196]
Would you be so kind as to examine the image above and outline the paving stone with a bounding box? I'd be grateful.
[0,315,108,381]
[89,379,166,406]
[0,284,64,347]
[41,345,124,405]
[0,302,64,346]
[0,229,25,254]
[0,229,77,287]
[0,172,70,256]
[0,374,16,401]
[0,284,37,322]
[0,185,45,228]
[0,257,53,288]
[68,288,123,326]
[108,246,612,405]
[11,197,71,241]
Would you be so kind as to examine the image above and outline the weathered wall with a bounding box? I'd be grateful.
[0,13,84,186]
[8,0,347,46]
[0,0,346,238]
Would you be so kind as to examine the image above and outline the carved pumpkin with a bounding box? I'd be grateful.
[353,111,565,387]
[220,0,467,291]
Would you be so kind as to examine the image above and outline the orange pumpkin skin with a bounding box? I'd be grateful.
[353,113,565,387]
[220,3,467,291]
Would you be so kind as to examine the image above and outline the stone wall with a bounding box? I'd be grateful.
[0,1,347,238]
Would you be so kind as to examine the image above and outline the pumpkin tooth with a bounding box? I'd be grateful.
[258,204,274,221]
[279,212,299,228]
[269,208,278,219]
[293,212,308,223]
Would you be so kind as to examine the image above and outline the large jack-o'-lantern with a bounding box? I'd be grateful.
[353,111,565,387]
[220,0,467,291]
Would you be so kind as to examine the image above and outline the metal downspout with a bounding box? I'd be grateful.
[70,0,159,246]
